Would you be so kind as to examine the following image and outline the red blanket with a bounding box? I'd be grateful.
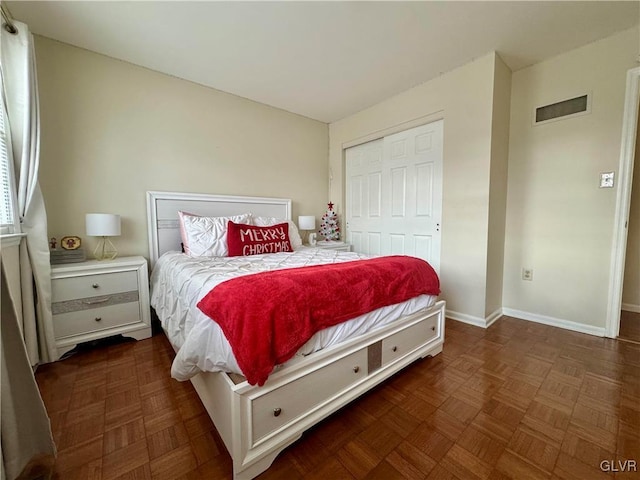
[197,255,440,386]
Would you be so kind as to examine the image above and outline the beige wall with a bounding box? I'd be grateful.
[622,100,640,310]
[35,37,328,259]
[485,56,512,318]
[33,28,639,331]
[330,53,502,322]
[503,27,639,329]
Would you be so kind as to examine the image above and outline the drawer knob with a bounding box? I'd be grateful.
[353,366,360,373]
[92,283,99,289]
[95,317,102,322]
[431,326,436,331]
[273,407,282,417]
[392,346,398,352]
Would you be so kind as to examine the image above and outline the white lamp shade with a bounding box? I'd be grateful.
[298,215,316,231]
[86,213,121,237]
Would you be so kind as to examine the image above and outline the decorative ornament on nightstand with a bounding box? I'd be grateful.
[49,236,87,264]
[318,202,340,241]
[61,235,82,250]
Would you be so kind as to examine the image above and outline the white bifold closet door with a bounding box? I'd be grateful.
[345,120,443,272]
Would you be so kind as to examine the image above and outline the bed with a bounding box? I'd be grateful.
[146,191,445,479]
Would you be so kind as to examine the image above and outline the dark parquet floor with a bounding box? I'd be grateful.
[35,315,640,479]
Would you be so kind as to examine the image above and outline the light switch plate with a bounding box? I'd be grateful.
[600,172,615,188]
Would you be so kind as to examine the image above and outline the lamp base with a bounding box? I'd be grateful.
[93,237,118,261]
[308,233,317,246]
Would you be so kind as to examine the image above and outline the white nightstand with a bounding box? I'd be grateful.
[50,255,151,358]
[313,242,352,252]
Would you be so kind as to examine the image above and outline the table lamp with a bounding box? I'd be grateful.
[298,215,316,245]
[86,213,121,260]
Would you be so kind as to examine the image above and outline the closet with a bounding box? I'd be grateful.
[345,120,443,272]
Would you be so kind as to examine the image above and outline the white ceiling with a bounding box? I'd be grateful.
[6,1,639,123]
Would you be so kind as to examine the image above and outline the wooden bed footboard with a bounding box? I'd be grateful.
[189,300,446,480]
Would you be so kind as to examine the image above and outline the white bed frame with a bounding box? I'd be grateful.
[146,191,445,479]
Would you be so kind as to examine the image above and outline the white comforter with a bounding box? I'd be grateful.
[150,248,436,381]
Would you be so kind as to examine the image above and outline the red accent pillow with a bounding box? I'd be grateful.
[227,221,293,257]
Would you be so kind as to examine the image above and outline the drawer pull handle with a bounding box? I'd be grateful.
[353,366,360,373]
[392,346,398,352]
[92,284,99,289]
[431,326,436,331]
[95,317,102,322]
[273,407,282,417]
[84,297,110,305]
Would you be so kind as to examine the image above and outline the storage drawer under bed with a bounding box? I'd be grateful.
[381,314,439,365]
[250,347,368,443]
[247,312,441,446]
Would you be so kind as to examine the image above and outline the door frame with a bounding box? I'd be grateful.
[606,66,640,338]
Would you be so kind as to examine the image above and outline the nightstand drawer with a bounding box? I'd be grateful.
[53,270,138,302]
[53,301,141,339]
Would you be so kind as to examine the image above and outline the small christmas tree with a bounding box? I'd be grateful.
[319,202,340,241]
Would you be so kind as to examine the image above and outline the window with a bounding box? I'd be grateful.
[0,77,18,235]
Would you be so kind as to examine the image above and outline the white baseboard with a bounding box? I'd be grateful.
[446,309,487,328]
[485,308,503,328]
[501,308,606,337]
[446,308,502,328]
[447,306,606,338]
[621,303,640,313]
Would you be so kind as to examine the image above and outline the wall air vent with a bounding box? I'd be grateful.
[534,94,590,125]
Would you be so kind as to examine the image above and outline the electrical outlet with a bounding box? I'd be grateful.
[600,172,614,188]
[522,268,533,281]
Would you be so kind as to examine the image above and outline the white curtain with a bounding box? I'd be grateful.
[1,18,57,479]
[1,19,56,364]
[1,266,56,480]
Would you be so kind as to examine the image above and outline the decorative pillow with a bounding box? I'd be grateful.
[251,216,303,249]
[227,221,293,257]
[178,211,252,257]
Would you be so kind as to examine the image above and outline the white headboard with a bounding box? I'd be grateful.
[146,191,292,267]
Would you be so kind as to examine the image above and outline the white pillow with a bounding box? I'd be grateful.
[179,211,252,257]
[252,216,303,249]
